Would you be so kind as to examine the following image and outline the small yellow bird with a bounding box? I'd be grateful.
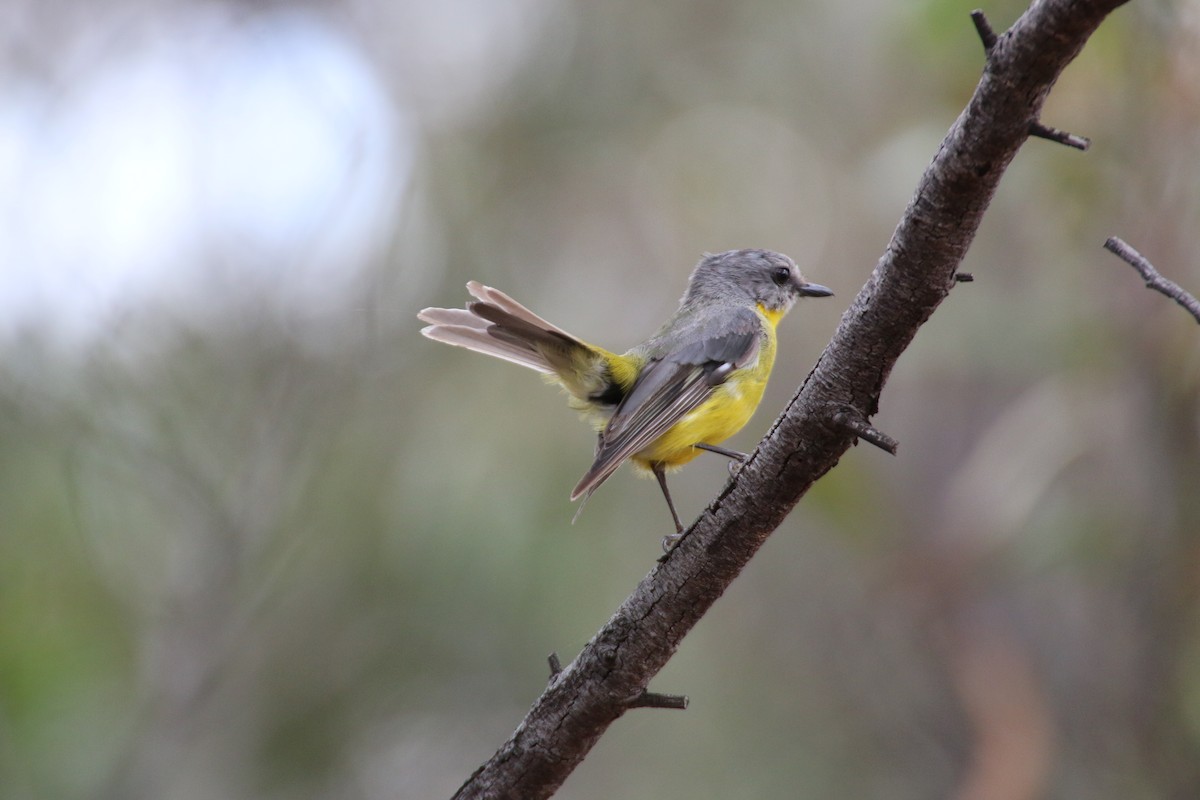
[418,249,832,541]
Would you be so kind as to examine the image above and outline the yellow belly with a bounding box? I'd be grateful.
[630,310,778,473]
[628,377,765,472]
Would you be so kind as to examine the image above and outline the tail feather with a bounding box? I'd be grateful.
[419,320,555,373]
[421,282,634,518]
[419,283,596,379]
[466,282,575,338]
[416,306,482,327]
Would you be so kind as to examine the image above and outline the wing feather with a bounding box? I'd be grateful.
[570,307,762,499]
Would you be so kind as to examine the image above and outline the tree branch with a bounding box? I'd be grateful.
[831,405,899,455]
[1029,121,1092,151]
[973,9,1091,151]
[1104,236,1200,324]
[452,2,1130,797]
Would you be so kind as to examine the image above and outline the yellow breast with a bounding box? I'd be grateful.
[631,305,779,472]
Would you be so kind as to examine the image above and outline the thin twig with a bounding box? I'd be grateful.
[832,408,899,455]
[1029,121,1091,151]
[971,10,998,53]
[955,272,975,283]
[1104,237,1200,324]
[628,691,689,710]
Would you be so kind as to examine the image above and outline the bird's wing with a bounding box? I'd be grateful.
[570,307,761,500]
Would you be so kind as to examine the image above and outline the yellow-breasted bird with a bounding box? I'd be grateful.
[418,249,833,543]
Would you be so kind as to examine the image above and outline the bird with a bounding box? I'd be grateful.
[417,249,832,545]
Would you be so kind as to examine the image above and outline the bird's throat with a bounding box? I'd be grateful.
[757,303,786,328]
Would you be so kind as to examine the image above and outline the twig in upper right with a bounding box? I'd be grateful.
[1104,237,1200,325]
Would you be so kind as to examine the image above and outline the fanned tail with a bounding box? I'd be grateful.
[420,282,634,517]
[418,283,590,375]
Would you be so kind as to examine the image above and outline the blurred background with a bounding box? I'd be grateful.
[1,0,1197,797]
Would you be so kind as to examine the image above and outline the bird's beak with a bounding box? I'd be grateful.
[797,281,834,298]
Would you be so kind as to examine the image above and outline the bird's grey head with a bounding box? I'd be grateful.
[683,249,833,314]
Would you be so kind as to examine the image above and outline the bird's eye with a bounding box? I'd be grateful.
[770,266,791,286]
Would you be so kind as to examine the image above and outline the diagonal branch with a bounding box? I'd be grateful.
[1104,236,1200,324]
[973,8,1092,151]
[452,1,1131,798]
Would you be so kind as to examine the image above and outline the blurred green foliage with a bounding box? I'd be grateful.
[1,0,1199,798]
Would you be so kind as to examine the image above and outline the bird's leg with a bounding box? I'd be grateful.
[695,442,748,460]
[653,463,685,551]
[695,442,749,476]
